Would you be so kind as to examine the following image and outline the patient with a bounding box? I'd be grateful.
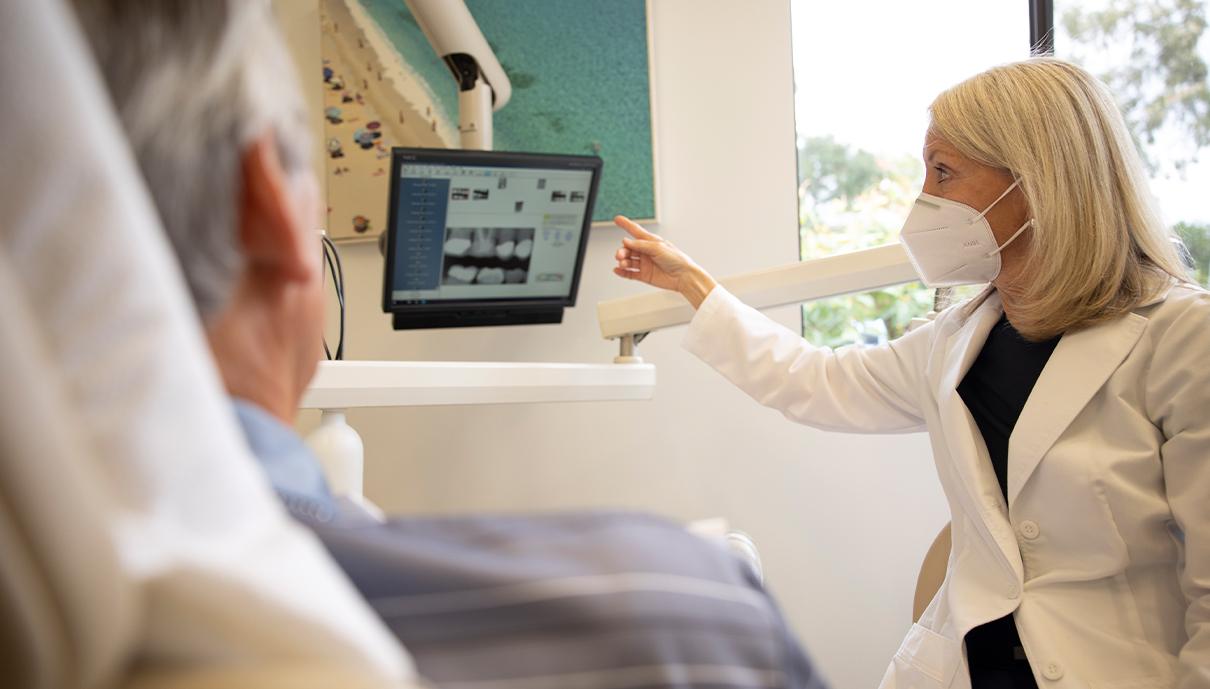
[72,2,824,687]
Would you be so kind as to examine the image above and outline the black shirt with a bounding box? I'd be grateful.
[956,314,1061,685]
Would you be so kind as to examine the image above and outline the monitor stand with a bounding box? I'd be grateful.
[391,305,564,331]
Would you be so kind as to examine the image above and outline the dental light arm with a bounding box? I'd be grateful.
[597,243,918,358]
[404,0,512,150]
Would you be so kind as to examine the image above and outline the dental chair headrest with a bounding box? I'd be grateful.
[0,1,412,687]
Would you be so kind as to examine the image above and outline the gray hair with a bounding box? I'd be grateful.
[73,0,312,318]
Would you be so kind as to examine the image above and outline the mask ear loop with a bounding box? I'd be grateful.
[987,218,1034,256]
[972,178,1033,256]
[971,178,1021,224]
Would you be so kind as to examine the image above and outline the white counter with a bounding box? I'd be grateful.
[301,360,656,409]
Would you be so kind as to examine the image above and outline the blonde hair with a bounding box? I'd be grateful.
[929,57,1190,340]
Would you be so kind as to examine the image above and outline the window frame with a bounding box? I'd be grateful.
[1030,0,1055,55]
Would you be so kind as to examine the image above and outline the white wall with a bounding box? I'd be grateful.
[273,0,326,191]
[287,2,950,687]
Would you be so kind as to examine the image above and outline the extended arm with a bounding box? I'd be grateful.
[684,286,930,433]
[612,215,931,433]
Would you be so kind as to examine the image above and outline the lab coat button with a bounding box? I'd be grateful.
[1019,520,1040,540]
[1042,662,1064,681]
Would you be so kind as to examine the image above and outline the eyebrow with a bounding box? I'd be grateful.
[924,148,952,164]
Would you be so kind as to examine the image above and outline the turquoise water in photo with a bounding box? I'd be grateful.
[359,0,655,221]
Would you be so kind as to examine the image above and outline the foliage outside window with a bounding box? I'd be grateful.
[790,1,1025,348]
[792,1,1209,350]
[797,136,933,347]
[1058,0,1210,287]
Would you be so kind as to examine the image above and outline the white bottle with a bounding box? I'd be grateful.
[304,409,364,499]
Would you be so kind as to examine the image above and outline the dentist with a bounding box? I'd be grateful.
[613,58,1210,689]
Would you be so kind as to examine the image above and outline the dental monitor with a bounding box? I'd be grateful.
[382,148,603,330]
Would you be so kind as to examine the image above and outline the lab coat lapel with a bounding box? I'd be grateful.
[935,295,1002,403]
[935,295,1023,574]
[1007,312,1148,507]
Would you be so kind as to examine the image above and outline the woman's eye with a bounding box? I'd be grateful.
[934,165,950,181]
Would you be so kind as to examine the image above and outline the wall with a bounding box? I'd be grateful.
[273,0,326,192]
[280,2,951,688]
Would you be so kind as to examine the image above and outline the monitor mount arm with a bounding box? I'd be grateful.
[404,0,512,150]
[445,52,494,150]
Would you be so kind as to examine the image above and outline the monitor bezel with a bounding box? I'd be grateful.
[381,147,604,316]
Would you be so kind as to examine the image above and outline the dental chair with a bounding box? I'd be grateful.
[0,2,419,687]
[913,524,952,623]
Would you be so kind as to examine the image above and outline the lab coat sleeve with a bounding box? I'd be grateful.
[1149,292,1210,689]
[682,286,931,433]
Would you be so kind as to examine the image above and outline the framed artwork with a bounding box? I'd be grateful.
[319,0,658,241]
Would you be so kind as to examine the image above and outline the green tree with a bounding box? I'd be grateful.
[1062,0,1210,173]
[797,136,933,347]
[798,136,922,259]
[800,283,936,349]
[1062,0,1210,290]
[797,135,882,207]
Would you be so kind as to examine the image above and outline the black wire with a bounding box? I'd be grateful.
[320,234,345,360]
[322,244,336,359]
[327,237,345,360]
[331,239,345,360]
[322,241,343,360]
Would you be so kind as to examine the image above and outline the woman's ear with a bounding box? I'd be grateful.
[237,130,315,282]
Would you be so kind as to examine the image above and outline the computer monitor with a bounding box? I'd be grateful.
[382,147,603,330]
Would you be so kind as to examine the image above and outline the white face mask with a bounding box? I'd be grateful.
[898,180,1033,287]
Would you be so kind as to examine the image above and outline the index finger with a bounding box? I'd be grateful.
[614,215,659,241]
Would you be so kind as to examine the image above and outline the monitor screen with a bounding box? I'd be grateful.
[382,148,602,329]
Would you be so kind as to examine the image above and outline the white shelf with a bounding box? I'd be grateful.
[301,360,656,409]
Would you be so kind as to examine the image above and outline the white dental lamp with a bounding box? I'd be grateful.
[597,243,921,355]
[404,0,512,150]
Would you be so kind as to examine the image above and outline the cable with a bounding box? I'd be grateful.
[325,234,345,360]
[322,237,344,360]
[320,232,345,360]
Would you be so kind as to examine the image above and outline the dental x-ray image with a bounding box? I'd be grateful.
[442,227,535,286]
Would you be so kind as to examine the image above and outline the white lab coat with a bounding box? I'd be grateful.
[683,282,1210,689]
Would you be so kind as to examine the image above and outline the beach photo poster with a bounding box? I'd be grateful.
[319,0,657,242]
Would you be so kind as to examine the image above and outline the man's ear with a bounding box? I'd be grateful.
[238,130,313,282]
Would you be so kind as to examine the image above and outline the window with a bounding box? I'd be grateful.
[790,2,1029,346]
[790,1,1210,349]
[1054,0,1210,287]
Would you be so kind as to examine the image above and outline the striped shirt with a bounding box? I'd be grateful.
[234,400,825,689]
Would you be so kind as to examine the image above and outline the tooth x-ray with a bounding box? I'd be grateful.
[442,227,535,286]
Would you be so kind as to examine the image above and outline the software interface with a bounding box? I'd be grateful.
[390,162,595,303]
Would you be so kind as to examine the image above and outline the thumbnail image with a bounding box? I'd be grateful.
[515,201,524,213]
[473,189,490,200]
[570,191,586,202]
[442,227,536,286]
[451,187,470,200]
[497,176,508,190]
[537,178,546,190]
[550,191,567,202]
